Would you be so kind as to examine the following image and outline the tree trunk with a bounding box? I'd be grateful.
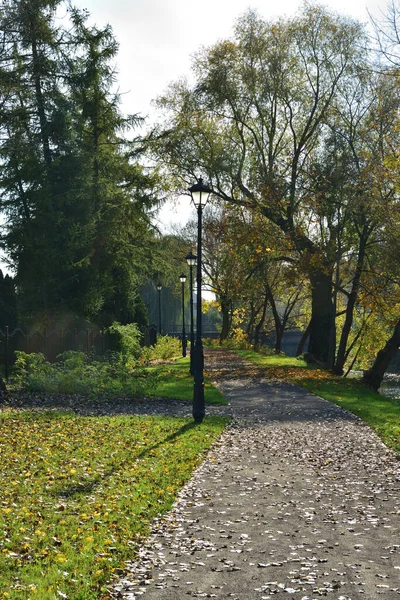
[253,287,269,351]
[296,320,311,356]
[275,324,284,353]
[0,376,7,402]
[308,268,334,365]
[246,301,257,341]
[265,282,283,353]
[219,296,231,344]
[362,318,400,391]
[333,228,368,375]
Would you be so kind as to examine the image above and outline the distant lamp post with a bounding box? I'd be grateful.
[180,273,187,357]
[186,251,197,375]
[188,177,212,423]
[156,284,162,335]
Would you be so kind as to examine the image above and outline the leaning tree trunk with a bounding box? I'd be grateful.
[296,320,311,356]
[362,318,400,391]
[308,268,334,365]
[333,228,368,375]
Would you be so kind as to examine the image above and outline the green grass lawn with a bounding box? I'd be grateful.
[235,349,308,368]
[145,356,227,405]
[235,348,400,455]
[0,410,227,599]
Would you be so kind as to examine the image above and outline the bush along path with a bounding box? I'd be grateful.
[109,348,400,599]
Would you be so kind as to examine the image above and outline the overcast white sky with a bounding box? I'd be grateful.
[62,0,388,230]
[68,0,387,118]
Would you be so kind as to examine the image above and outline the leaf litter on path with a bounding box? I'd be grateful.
[105,349,400,599]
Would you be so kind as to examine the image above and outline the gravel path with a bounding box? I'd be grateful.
[108,349,400,599]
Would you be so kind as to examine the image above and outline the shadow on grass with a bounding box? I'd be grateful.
[51,421,201,499]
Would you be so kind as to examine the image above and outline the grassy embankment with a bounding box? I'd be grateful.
[235,348,400,455]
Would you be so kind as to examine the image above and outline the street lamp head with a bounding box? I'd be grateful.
[179,273,187,284]
[156,283,162,291]
[188,178,212,209]
[185,251,197,267]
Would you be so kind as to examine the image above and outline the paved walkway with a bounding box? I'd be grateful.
[110,349,400,599]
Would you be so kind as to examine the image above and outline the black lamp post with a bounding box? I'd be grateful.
[156,283,162,335]
[186,251,197,375]
[188,178,212,423]
[180,273,187,357]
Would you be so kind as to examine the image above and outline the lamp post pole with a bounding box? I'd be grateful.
[188,178,212,423]
[186,251,197,375]
[180,273,187,357]
[156,284,162,335]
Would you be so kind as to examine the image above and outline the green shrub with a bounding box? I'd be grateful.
[140,346,153,365]
[107,322,142,360]
[140,334,182,364]
[203,338,220,348]
[13,351,52,387]
[12,350,155,398]
[220,329,251,350]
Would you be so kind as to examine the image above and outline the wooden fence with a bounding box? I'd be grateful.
[0,326,113,379]
[0,324,220,380]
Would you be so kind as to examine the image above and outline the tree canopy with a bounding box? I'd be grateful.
[0,0,160,327]
[149,3,400,368]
